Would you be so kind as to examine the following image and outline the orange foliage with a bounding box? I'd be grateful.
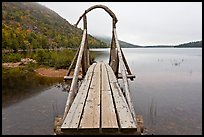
[27,29,31,32]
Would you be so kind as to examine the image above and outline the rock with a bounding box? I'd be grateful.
[20,58,37,65]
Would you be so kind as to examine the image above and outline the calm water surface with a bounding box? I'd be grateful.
[2,48,202,135]
[2,72,67,135]
[92,48,202,135]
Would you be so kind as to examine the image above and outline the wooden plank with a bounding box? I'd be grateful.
[104,63,137,130]
[79,63,101,129]
[101,63,118,130]
[61,63,96,129]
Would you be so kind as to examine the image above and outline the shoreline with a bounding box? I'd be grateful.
[34,67,67,78]
[2,62,68,78]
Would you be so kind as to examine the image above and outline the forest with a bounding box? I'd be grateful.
[2,2,108,51]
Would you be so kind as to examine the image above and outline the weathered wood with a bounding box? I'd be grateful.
[61,63,96,130]
[85,21,90,68]
[62,29,87,121]
[54,116,63,135]
[65,47,80,77]
[101,63,118,130]
[113,28,137,124]
[83,15,87,30]
[136,114,144,134]
[79,63,101,129]
[74,5,118,28]
[117,73,135,79]
[81,45,87,77]
[81,15,88,78]
[61,62,139,135]
[120,47,135,81]
[59,4,142,135]
[105,63,137,131]
[109,30,119,76]
[64,76,83,80]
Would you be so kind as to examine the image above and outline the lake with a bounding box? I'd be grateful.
[2,48,202,135]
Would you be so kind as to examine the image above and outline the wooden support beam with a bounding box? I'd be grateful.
[81,48,86,77]
[81,16,87,77]
[65,48,80,77]
[117,74,135,79]
[120,48,135,81]
[109,30,119,76]
[83,15,87,30]
[81,15,90,78]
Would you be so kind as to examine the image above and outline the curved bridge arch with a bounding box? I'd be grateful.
[74,4,118,29]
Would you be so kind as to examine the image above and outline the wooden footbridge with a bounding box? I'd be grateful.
[54,5,144,135]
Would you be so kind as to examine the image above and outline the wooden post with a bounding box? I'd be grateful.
[109,31,119,76]
[81,15,90,78]
[86,38,90,67]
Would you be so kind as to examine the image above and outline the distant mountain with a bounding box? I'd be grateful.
[174,41,202,48]
[2,2,108,51]
[142,45,174,48]
[94,35,142,48]
[140,41,202,48]
[93,35,202,48]
[118,40,142,48]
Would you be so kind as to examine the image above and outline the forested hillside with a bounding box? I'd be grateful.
[174,41,202,48]
[2,2,108,51]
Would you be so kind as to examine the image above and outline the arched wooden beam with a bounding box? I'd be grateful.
[74,4,118,28]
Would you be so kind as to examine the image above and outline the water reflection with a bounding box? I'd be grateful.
[148,98,157,125]
[2,71,64,108]
[2,86,68,135]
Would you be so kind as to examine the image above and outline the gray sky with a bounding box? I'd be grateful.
[38,2,202,46]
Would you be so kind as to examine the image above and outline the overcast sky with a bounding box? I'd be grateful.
[38,2,202,46]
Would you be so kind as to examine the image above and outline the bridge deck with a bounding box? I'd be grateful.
[61,62,139,135]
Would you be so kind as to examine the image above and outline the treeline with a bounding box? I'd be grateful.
[174,41,202,48]
[2,49,96,69]
[2,2,108,51]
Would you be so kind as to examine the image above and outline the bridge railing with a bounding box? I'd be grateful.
[112,28,137,125]
[62,5,137,125]
[62,28,89,121]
